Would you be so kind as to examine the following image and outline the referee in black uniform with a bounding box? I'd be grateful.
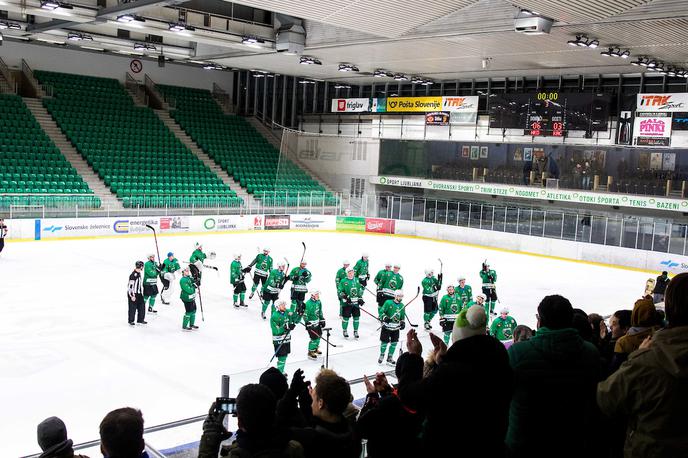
[0,218,7,256]
[128,261,147,326]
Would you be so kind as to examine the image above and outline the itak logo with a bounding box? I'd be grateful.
[43,225,62,233]
[640,95,685,111]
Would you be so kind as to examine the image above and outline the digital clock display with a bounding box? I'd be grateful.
[489,92,610,136]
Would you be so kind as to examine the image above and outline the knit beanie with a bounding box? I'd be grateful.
[259,367,288,399]
[37,416,73,457]
[451,305,487,343]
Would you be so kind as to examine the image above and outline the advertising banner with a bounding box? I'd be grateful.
[289,215,336,230]
[35,216,164,240]
[442,96,479,124]
[336,216,366,232]
[264,215,290,230]
[365,218,396,234]
[386,96,443,113]
[672,112,688,131]
[159,216,189,232]
[425,111,450,126]
[373,175,688,213]
[633,112,672,146]
[331,98,370,113]
[193,215,253,232]
[636,93,688,112]
[371,98,387,112]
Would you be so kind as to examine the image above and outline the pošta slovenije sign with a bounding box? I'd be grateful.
[373,176,688,213]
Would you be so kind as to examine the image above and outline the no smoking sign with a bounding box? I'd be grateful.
[130,59,143,73]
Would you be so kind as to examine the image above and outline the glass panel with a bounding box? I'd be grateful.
[447,201,459,225]
[590,216,606,245]
[505,207,518,233]
[468,203,482,228]
[390,196,401,219]
[605,218,622,247]
[517,208,531,234]
[412,198,424,221]
[579,215,592,242]
[378,195,391,219]
[562,213,578,241]
[531,210,545,237]
[669,224,687,255]
[436,200,448,224]
[652,222,670,253]
[494,206,507,232]
[399,196,414,221]
[621,218,638,249]
[458,202,470,227]
[481,205,494,230]
[637,221,654,251]
[544,211,563,238]
[425,199,437,223]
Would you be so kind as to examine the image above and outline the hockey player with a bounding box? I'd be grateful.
[438,284,461,344]
[189,243,207,286]
[127,261,146,326]
[335,260,350,317]
[303,290,325,360]
[0,218,7,255]
[422,268,442,330]
[143,254,161,314]
[248,248,273,299]
[479,262,498,317]
[338,268,364,339]
[180,266,199,331]
[380,263,404,310]
[230,254,251,308]
[354,254,370,287]
[456,276,473,309]
[490,307,517,341]
[288,260,312,313]
[261,261,287,320]
[160,252,180,305]
[466,293,487,316]
[373,262,393,307]
[378,290,406,366]
[271,300,297,374]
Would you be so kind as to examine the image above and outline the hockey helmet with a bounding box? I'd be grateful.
[167,252,174,258]
[310,289,320,297]
[394,290,404,298]
[457,275,466,282]
[425,268,434,276]
[135,260,144,269]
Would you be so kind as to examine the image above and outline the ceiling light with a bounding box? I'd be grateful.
[421,80,434,86]
[393,74,408,81]
[587,39,599,49]
[40,0,60,10]
[299,56,322,65]
[117,14,134,23]
[373,69,390,78]
[252,73,265,78]
[203,63,223,70]
[338,63,359,72]
[411,76,425,84]
[169,23,186,32]
[133,42,156,51]
[600,48,613,57]
[298,79,316,84]
[334,84,351,89]
[620,49,630,58]
[647,60,657,68]
[0,20,21,30]
[67,32,92,41]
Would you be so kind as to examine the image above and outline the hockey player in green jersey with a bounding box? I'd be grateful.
[438,284,462,344]
[338,268,364,339]
[380,263,403,309]
[288,261,312,313]
[335,260,350,317]
[354,254,370,287]
[479,261,498,318]
[422,268,442,330]
[373,262,393,307]
[261,261,287,320]
[160,252,180,305]
[271,300,298,374]
[180,267,199,331]
[490,307,517,341]
[302,290,325,360]
[465,293,487,316]
[143,254,161,314]
[456,276,473,309]
[230,254,251,308]
[248,247,273,299]
[189,243,207,286]
[378,290,406,366]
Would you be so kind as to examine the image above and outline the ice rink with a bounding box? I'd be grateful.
[2,230,651,457]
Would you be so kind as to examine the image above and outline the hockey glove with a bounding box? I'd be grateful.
[297,302,306,315]
[357,299,365,306]
[242,267,252,273]
[400,321,406,330]
[438,273,443,283]
[288,322,296,331]
[383,316,391,323]
[346,298,353,306]
[301,270,309,278]
[319,319,326,328]
[366,273,370,280]
[439,318,446,326]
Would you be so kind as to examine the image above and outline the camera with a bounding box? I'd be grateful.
[214,397,237,415]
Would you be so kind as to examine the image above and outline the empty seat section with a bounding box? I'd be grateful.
[0,93,98,209]
[34,71,241,209]
[157,84,337,207]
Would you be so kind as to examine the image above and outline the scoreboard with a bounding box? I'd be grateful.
[489,92,611,136]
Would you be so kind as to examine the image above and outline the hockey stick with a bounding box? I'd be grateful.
[299,322,340,348]
[299,241,306,264]
[182,261,219,271]
[270,327,294,363]
[197,285,205,322]
[376,287,421,330]
[145,225,162,264]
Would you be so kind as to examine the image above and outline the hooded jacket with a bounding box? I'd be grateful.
[506,327,601,457]
[288,416,361,458]
[597,326,688,458]
[614,298,657,355]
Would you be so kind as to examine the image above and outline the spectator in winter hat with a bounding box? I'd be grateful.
[36,416,89,458]
[610,297,658,372]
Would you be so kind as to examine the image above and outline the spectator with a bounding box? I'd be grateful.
[652,271,670,303]
[99,408,146,458]
[572,308,594,342]
[36,416,89,458]
[547,152,560,179]
[588,313,605,349]
[506,295,601,458]
[512,325,533,343]
[278,369,361,458]
[357,351,424,457]
[423,306,513,456]
[259,367,289,400]
[611,297,657,372]
[199,384,304,458]
[599,310,632,373]
[597,272,688,458]
[581,161,592,189]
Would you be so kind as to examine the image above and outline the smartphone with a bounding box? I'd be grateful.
[215,397,237,415]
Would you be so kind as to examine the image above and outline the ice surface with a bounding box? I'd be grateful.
[1,231,650,456]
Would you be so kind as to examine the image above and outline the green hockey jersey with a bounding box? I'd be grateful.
[289,267,312,292]
[380,299,405,331]
[250,253,273,277]
[302,298,324,327]
[271,310,297,343]
[335,267,348,288]
[230,260,244,284]
[190,249,206,264]
[162,257,180,273]
[374,269,391,291]
[143,260,159,285]
[479,269,497,287]
[422,276,441,298]
[354,258,369,281]
[180,276,197,302]
[490,315,517,340]
[382,273,404,296]
[439,293,462,321]
[456,285,473,305]
[338,277,363,302]
[263,268,286,294]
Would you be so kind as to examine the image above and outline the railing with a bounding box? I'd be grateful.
[125,72,149,106]
[212,82,233,113]
[0,57,17,94]
[144,74,167,109]
[21,59,46,97]
[2,190,687,255]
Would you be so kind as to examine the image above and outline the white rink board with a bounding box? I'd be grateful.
[1,227,659,456]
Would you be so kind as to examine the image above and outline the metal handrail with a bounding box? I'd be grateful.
[212,82,233,113]
[21,59,45,97]
[0,57,17,94]
[125,72,149,106]
[144,74,167,108]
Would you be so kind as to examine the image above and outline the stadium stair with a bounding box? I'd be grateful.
[23,98,124,210]
[154,109,259,209]
[246,117,336,195]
